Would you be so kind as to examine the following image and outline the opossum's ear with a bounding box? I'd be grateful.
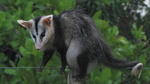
[43,15,53,26]
[17,20,32,29]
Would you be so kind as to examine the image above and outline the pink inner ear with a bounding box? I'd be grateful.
[44,17,51,25]
[22,22,32,28]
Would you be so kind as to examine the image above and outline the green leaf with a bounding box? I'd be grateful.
[101,0,110,5]
[15,0,21,6]
[10,41,19,48]
[0,41,3,46]
[58,0,75,12]
[0,11,6,21]
[0,53,7,63]
[131,23,146,40]
[19,46,28,56]
[4,68,16,75]
[96,19,109,30]
[54,10,59,15]
[117,37,129,45]
[93,11,101,19]
[112,26,119,36]
[138,54,147,65]
[24,1,33,18]
[9,60,16,67]
[5,20,14,30]
[34,5,45,10]
[113,71,122,80]
[99,68,112,83]
[25,38,34,51]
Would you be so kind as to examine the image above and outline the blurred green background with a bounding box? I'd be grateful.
[0,0,150,84]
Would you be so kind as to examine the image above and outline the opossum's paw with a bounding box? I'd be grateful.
[131,63,143,78]
[60,68,66,76]
[37,66,44,72]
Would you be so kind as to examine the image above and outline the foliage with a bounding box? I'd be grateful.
[0,0,150,84]
[77,0,150,39]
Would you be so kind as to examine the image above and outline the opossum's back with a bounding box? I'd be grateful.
[58,9,84,20]
[58,10,86,27]
[58,10,99,36]
[58,10,94,26]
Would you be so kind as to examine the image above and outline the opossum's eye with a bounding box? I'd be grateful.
[41,31,45,37]
[32,34,36,38]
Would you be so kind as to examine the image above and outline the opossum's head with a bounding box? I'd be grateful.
[17,15,54,50]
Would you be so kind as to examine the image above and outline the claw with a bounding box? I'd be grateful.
[60,67,66,76]
[131,63,143,78]
[37,66,44,72]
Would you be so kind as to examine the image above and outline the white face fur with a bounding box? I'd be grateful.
[17,15,54,50]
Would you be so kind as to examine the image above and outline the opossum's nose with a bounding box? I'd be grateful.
[36,47,40,50]
[35,43,42,50]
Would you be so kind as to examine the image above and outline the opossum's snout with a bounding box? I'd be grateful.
[35,39,44,50]
[36,46,41,50]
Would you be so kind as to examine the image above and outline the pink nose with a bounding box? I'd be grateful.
[36,44,41,50]
[36,48,40,50]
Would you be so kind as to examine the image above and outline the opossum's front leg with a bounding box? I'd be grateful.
[38,50,54,72]
[58,49,67,75]
[60,54,67,75]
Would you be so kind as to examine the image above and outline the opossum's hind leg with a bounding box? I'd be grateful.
[66,40,87,78]
[76,55,88,79]
[67,69,82,84]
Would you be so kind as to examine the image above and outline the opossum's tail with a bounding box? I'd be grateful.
[102,53,139,68]
[101,49,143,78]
